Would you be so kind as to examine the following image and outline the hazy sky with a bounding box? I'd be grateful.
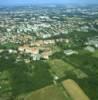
[0,0,98,6]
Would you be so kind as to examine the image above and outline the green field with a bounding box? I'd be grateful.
[48,59,88,79]
[0,52,53,99]
[0,48,98,100]
[17,85,70,100]
[92,50,98,58]
[51,50,98,100]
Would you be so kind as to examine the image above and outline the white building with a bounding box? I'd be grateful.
[84,46,95,52]
[31,54,41,61]
[64,49,78,56]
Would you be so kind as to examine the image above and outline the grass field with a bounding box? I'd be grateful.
[62,79,90,100]
[17,84,71,100]
[92,50,98,58]
[48,59,73,78]
[50,51,98,100]
[48,59,88,79]
[0,49,97,100]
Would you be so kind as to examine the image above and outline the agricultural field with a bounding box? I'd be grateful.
[50,50,98,100]
[17,85,71,100]
[48,59,88,79]
[0,48,98,100]
[62,79,90,100]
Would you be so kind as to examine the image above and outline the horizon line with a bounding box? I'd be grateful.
[0,3,98,7]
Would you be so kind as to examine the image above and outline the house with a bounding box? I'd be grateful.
[31,48,39,54]
[30,40,44,47]
[24,59,30,63]
[84,46,95,52]
[43,40,55,45]
[65,39,70,43]
[18,45,39,55]
[8,49,17,54]
[41,53,49,59]
[85,39,98,48]
[0,49,4,53]
[64,49,78,56]
[31,54,41,61]
[41,50,52,60]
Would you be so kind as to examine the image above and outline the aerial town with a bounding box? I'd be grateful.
[0,4,98,100]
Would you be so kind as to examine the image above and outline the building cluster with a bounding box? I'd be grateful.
[85,36,98,48]
[0,6,98,39]
[18,45,52,61]
[0,5,98,61]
